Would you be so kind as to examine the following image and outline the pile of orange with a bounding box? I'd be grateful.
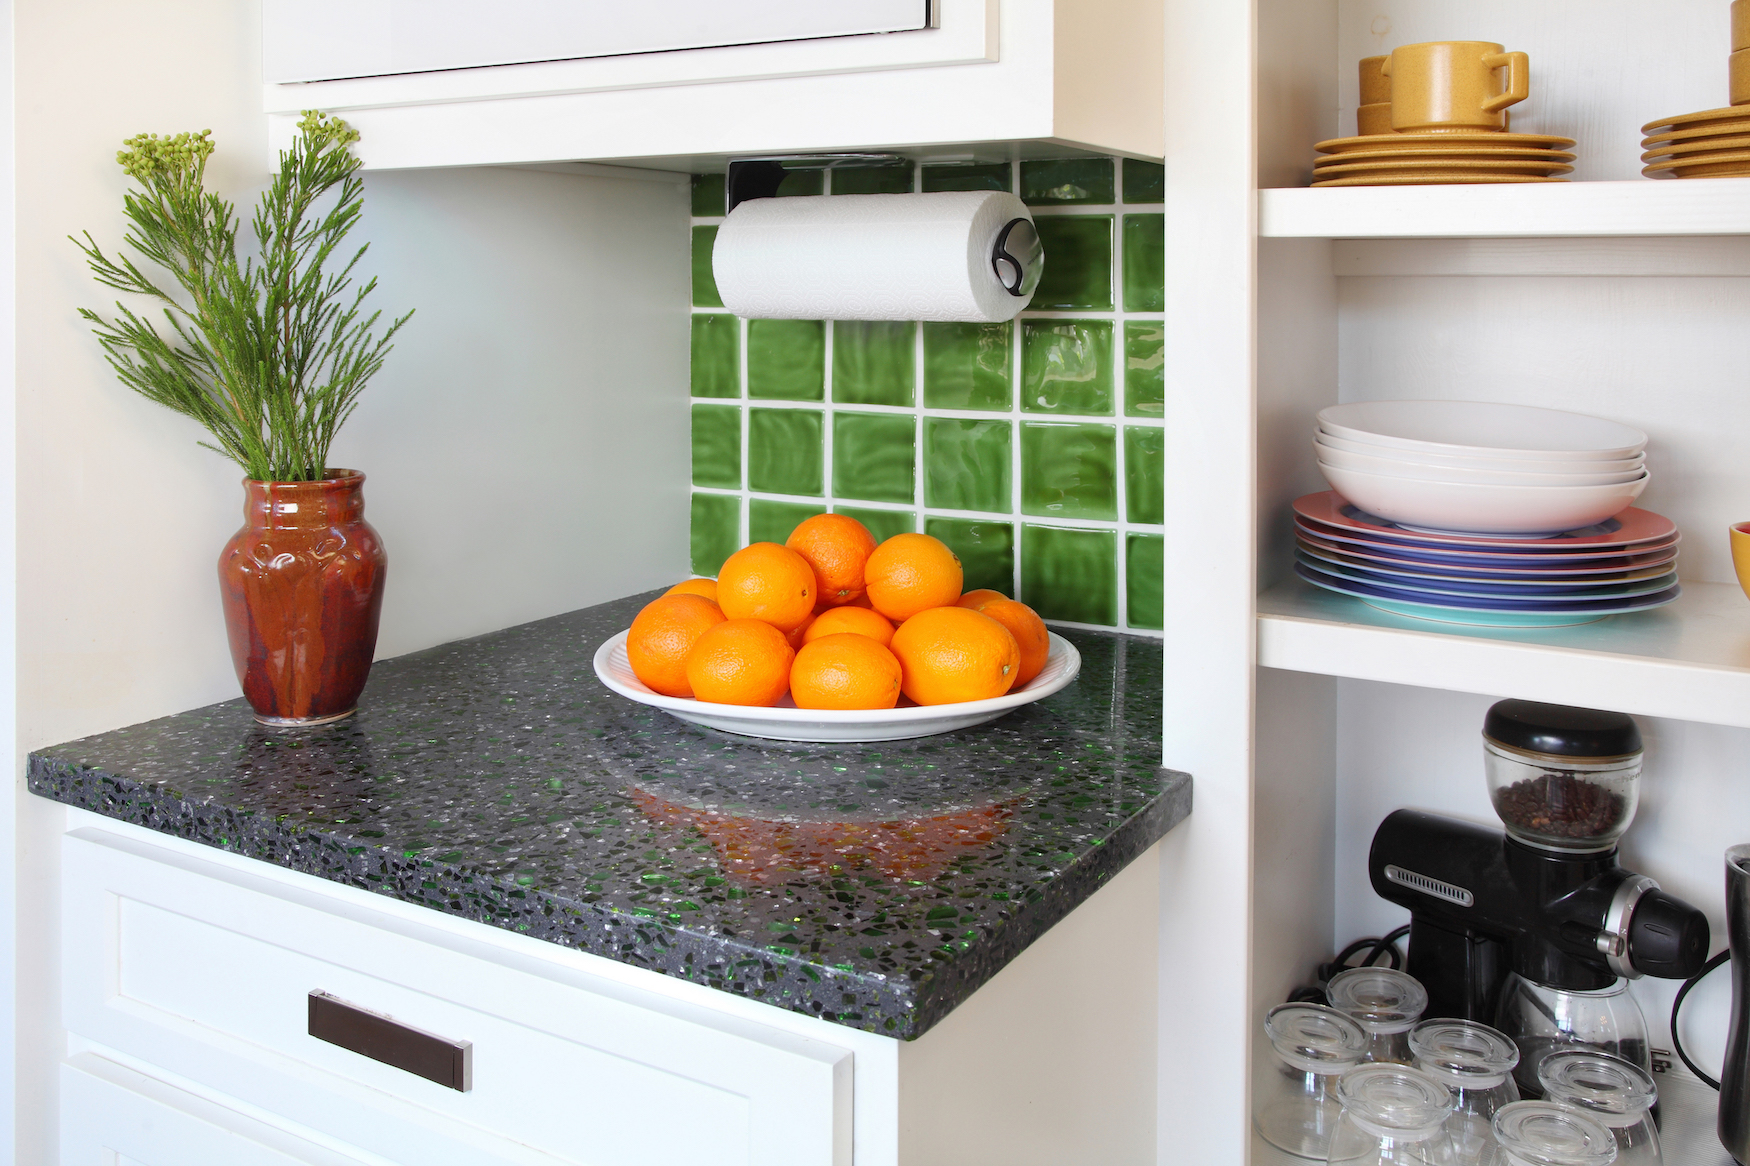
[624,513,1052,710]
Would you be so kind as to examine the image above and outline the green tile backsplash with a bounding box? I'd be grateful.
[748,319,824,402]
[1031,216,1113,311]
[688,155,1164,632]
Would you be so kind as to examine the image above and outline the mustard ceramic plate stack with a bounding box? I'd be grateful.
[1641,0,1750,178]
[1312,133,1576,187]
[1315,42,1577,187]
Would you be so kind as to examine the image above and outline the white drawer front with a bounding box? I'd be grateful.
[63,828,851,1166]
[61,1052,371,1166]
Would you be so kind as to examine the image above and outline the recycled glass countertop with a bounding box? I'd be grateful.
[27,591,1190,1039]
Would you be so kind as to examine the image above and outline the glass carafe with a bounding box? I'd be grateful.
[1328,967,1429,1064]
[1494,974,1649,1099]
[1536,1051,1660,1166]
[1324,1064,1458,1166]
[1258,1003,1368,1159]
[1409,1019,1521,1164]
[1491,1101,1618,1166]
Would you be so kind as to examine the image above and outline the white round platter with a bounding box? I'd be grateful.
[593,628,1082,743]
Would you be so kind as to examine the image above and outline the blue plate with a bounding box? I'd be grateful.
[1294,549,1680,599]
[1295,536,1678,583]
[1294,562,1681,625]
[1296,521,1678,572]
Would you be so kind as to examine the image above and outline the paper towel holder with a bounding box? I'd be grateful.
[725,154,907,212]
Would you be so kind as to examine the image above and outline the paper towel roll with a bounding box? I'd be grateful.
[712,190,1037,322]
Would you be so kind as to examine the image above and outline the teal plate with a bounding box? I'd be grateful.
[1294,563,1682,627]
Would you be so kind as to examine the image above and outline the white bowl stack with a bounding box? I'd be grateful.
[1315,401,1649,535]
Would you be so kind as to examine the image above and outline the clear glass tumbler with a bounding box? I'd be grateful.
[1494,975,1650,1100]
[1536,1051,1660,1166]
[1258,1003,1368,1159]
[1324,1063,1459,1166]
[1492,1101,1618,1166]
[1328,967,1430,1065]
[1409,1018,1521,1164]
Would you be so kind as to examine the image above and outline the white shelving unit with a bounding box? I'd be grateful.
[1163,2,1750,1163]
[1261,178,1750,238]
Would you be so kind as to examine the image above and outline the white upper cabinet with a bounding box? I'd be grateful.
[261,0,1164,171]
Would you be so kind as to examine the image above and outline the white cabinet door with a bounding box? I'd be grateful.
[264,0,935,83]
[62,827,853,1166]
[61,1053,371,1166]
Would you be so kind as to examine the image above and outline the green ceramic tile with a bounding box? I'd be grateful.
[691,225,722,308]
[1123,214,1165,312]
[1125,425,1164,525]
[776,168,825,197]
[922,322,1011,411]
[1021,422,1117,520]
[690,493,741,576]
[691,404,741,489]
[1021,319,1113,415]
[749,498,822,545]
[925,518,1014,595]
[1126,533,1164,630]
[925,418,1011,514]
[832,321,915,406]
[1022,525,1117,625]
[832,164,914,195]
[1122,159,1165,204]
[1021,158,1115,205]
[1124,321,1165,418]
[1031,216,1113,311]
[690,314,740,399]
[691,173,725,217]
[837,506,915,543]
[833,411,915,504]
[921,162,1012,193]
[747,319,825,402]
[748,408,823,496]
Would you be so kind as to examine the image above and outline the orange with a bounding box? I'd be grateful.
[665,578,719,603]
[786,513,878,609]
[864,533,964,621]
[803,605,896,648]
[889,607,1020,706]
[626,594,726,698]
[716,542,817,632]
[955,589,1009,609]
[685,619,795,707]
[961,596,1050,687]
[790,633,903,710]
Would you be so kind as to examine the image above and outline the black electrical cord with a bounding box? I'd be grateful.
[1670,948,1731,1090]
[1295,924,1417,1004]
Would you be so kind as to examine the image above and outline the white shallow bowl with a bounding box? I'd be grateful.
[1316,444,1646,487]
[1318,463,1649,535]
[1315,432,1644,475]
[1319,401,1648,462]
[593,629,1082,742]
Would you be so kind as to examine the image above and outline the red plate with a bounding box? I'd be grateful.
[1293,492,1678,552]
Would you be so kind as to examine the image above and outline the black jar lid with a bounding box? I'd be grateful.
[1484,699,1642,760]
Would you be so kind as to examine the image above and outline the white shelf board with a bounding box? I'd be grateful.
[1257,579,1750,729]
[1259,178,1750,239]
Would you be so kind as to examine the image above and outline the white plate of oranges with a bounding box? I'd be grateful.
[592,514,1082,742]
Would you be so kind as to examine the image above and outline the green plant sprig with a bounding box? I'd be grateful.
[73,112,412,482]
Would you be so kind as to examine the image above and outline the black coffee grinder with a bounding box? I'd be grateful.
[1368,699,1710,1097]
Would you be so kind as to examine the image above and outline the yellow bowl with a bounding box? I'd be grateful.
[1733,522,1750,600]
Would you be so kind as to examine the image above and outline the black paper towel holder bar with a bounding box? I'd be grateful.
[725,154,907,212]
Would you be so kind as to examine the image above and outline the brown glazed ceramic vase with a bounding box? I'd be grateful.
[218,469,387,726]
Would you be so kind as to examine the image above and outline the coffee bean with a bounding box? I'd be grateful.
[1492,773,1627,842]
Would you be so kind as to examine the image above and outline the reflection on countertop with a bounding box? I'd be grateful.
[28,590,1190,1039]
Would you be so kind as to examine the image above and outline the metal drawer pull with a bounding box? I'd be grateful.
[307,990,472,1091]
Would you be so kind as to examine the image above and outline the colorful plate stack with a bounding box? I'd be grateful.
[1293,493,1681,628]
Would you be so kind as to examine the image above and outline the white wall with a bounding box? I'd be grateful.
[12,1,690,1158]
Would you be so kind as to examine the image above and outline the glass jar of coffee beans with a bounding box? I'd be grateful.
[1483,700,1642,854]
